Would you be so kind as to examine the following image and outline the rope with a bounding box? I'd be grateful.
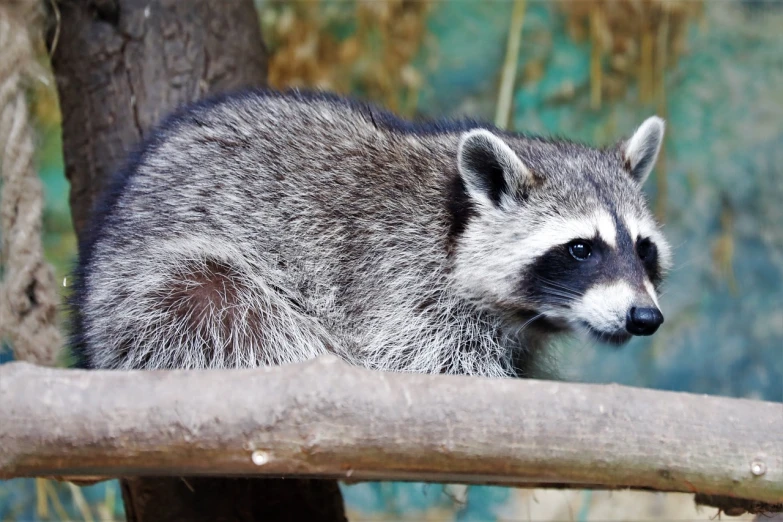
[0,0,62,366]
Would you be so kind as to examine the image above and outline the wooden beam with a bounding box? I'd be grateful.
[2,356,781,507]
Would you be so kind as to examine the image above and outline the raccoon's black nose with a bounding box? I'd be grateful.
[626,307,664,336]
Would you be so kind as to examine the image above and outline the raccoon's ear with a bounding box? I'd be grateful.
[457,129,532,208]
[622,116,665,184]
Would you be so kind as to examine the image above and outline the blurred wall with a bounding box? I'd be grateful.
[2,0,780,520]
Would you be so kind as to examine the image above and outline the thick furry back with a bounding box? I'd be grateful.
[70,90,526,377]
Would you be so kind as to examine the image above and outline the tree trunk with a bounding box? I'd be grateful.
[49,0,268,234]
[47,1,346,520]
[120,477,346,522]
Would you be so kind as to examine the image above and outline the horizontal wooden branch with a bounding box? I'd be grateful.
[1,356,781,508]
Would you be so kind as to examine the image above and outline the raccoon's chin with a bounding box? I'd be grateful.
[590,330,633,346]
[582,324,633,346]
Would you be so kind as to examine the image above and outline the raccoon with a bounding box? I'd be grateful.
[70,89,671,378]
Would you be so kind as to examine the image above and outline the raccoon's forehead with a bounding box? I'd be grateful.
[548,171,649,223]
[534,175,657,224]
[517,144,650,220]
[477,137,672,268]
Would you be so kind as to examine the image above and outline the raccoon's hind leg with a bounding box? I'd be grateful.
[83,238,336,370]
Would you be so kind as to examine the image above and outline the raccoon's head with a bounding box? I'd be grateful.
[451,117,672,346]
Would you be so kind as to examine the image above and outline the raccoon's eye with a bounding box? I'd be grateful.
[637,237,656,262]
[568,241,592,261]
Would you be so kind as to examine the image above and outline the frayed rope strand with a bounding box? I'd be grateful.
[0,0,62,366]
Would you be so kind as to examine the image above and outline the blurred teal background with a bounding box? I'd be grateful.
[1,0,781,520]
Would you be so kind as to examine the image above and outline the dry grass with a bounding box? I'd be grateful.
[559,0,703,221]
[559,0,703,108]
[261,0,431,116]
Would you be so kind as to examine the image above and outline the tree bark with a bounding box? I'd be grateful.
[49,0,268,236]
[1,357,782,512]
[47,1,346,520]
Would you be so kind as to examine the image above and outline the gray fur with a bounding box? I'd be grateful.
[73,90,671,376]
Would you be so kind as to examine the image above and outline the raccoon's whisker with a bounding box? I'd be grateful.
[538,286,580,302]
[542,297,573,308]
[544,286,580,299]
[544,288,579,299]
[535,277,581,297]
[506,312,546,340]
[535,274,577,288]
[520,313,545,331]
[668,258,695,272]
[537,281,579,295]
